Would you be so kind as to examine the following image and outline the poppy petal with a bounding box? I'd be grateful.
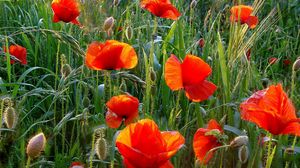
[282,122,300,136]
[193,128,220,164]
[159,160,174,168]
[141,0,180,20]
[181,55,212,86]
[119,42,138,69]
[165,55,183,90]
[85,41,103,70]
[230,5,253,23]
[246,16,258,29]
[161,131,185,157]
[184,80,217,102]
[207,119,223,132]
[105,110,123,128]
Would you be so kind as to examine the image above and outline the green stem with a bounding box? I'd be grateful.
[25,157,31,168]
[89,132,96,168]
[200,144,230,168]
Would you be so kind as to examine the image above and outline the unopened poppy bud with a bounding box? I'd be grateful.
[61,64,72,78]
[125,26,133,40]
[150,67,156,82]
[190,0,197,8]
[283,147,296,162]
[82,96,90,108]
[230,136,249,148]
[3,97,13,107]
[198,38,205,48]
[3,106,18,129]
[293,58,300,71]
[238,145,249,164]
[113,0,120,6]
[95,137,108,160]
[103,17,115,32]
[26,133,46,158]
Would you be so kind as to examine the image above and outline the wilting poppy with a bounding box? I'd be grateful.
[268,57,278,65]
[4,45,27,65]
[51,0,81,26]
[105,94,139,128]
[164,54,217,102]
[116,119,185,167]
[230,5,258,29]
[193,119,223,164]
[69,162,84,168]
[240,84,300,136]
[140,0,181,20]
[85,40,138,70]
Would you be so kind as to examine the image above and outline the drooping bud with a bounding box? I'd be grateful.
[230,136,249,148]
[113,0,120,6]
[26,133,46,158]
[293,58,300,71]
[3,106,18,129]
[103,17,115,32]
[238,145,249,164]
[125,26,133,40]
[190,0,197,8]
[61,64,72,78]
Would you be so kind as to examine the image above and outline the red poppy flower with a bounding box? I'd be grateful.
[105,94,139,128]
[164,54,217,102]
[230,5,258,29]
[116,119,185,168]
[268,57,278,65]
[4,45,27,65]
[69,161,84,168]
[85,40,138,70]
[51,0,81,26]
[193,119,223,164]
[240,84,300,136]
[140,0,181,20]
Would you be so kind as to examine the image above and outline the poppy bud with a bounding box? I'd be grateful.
[103,17,115,32]
[82,96,90,108]
[190,0,197,8]
[95,137,108,160]
[125,26,133,40]
[26,133,46,158]
[113,0,120,6]
[293,58,300,71]
[238,145,249,164]
[283,147,296,162]
[3,106,18,129]
[230,136,249,148]
[61,64,72,78]
[198,38,205,48]
[150,67,156,82]
[3,97,13,107]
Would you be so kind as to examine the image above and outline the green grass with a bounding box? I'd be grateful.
[0,0,300,167]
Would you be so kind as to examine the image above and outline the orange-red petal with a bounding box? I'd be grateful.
[7,45,27,65]
[141,0,180,20]
[181,55,212,86]
[51,0,80,25]
[105,94,139,128]
[184,80,217,102]
[116,119,184,167]
[164,55,183,90]
[85,40,138,70]
[246,16,258,29]
[240,84,300,135]
[230,5,253,24]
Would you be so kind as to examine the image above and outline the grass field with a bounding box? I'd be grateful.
[0,0,300,167]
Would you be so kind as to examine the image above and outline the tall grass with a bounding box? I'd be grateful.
[0,0,300,167]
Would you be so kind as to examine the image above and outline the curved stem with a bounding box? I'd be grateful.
[25,157,31,168]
